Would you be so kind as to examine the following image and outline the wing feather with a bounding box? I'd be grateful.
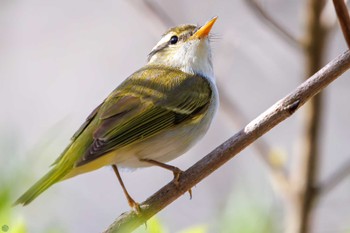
[75,66,212,166]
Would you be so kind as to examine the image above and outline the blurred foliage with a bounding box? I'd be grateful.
[0,131,66,233]
[0,170,65,233]
[216,191,276,233]
[177,225,207,233]
[134,216,208,233]
[0,129,27,233]
[134,217,168,233]
[0,182,27,233]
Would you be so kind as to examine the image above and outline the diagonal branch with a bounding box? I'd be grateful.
[104,50,350,233]
[244,0,301,49]
[333,0,350,48]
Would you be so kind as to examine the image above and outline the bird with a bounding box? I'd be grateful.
[14,17,219,212]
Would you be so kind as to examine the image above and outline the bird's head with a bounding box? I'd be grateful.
[147,17,217,79]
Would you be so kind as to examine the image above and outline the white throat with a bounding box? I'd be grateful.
[175,39,214,79]
[148,38,214,82]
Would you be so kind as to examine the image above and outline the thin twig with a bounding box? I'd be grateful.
[104,50,350,233]
[316,157,350,197]
[244,0,301,49]
[333,0,350,48]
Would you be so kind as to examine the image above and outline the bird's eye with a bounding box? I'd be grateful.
[169,35,178,44]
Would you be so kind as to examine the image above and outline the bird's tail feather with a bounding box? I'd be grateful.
[14,165,70,206]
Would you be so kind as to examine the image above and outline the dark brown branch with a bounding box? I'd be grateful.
[245,0,301,49]
[103,50,350,233]
[333,0,350,48]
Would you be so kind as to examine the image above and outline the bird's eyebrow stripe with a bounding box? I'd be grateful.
[147,42,168,61]
[147,27,198,61]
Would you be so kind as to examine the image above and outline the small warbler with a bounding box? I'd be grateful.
[15,17,219,211]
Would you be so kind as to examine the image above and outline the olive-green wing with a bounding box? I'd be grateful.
[76,66,212,166]
[51,103,102,166]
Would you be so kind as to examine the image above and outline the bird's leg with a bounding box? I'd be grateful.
[111,165,141,214]
[139,159,192,199]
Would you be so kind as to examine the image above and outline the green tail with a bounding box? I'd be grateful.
[14,166,70,206]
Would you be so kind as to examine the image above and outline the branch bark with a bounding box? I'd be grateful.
[103,50,350,233]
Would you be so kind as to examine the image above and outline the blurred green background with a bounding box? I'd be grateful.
[1,0,350,232]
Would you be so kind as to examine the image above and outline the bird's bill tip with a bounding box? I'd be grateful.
[191,16,218,39]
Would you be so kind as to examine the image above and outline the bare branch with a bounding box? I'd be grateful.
[333,0,350,48]
[244,0,301,49]
[104,50,350,233]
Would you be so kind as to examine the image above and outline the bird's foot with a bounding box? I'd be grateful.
[172,167,192,199]
[140,159,192,199]
[128,198,141,215]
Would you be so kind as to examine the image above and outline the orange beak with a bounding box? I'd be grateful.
[190,16,218,39]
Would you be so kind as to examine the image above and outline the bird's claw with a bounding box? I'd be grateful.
[172,168,192,199]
